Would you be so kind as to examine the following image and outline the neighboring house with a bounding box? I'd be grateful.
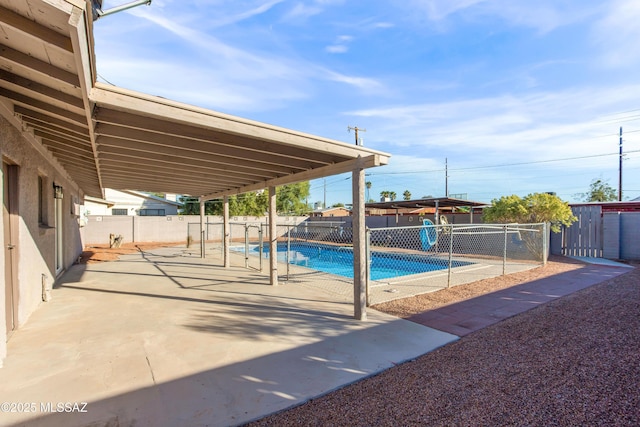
[310,207,351,217]
[84,189,182,216]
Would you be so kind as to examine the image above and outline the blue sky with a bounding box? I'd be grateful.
[93,0,640,205]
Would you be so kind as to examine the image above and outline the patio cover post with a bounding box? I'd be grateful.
[268,186,278,286]
[352,158,367,320]
[199,198,205,258]
[223,196,230,267]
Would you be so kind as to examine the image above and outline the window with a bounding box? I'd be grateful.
[112,209,128,215]
[139,209,165,216]
[38,176,45,224]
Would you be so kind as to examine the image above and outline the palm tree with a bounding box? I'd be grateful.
[403,190,411,201]
[389,191,397,201]
[380,190,390,201]
[366,181,372,202]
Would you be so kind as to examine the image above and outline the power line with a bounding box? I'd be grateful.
[367,149,640,176]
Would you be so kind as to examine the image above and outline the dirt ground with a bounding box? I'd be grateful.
[78,242,185,264]
[372,255,588,317]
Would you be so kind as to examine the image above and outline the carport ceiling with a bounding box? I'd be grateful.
[0,0,389,199]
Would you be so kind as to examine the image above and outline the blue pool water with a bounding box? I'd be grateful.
[253,242,472,281]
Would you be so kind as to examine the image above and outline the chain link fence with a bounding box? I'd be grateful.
[187,222,224,258]
[366,223,546,304]
[189,220,547,305]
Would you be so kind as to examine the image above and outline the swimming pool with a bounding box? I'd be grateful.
[251,242,472,281]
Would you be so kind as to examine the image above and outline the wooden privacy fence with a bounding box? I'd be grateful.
[562,205,603,257]
[553,205,640,260]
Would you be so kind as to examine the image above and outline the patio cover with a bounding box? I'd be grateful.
[0,0,390,200]
[366,197,487,210]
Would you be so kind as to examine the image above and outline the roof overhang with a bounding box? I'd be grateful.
[366,197,487,210]
[0,0,390,199]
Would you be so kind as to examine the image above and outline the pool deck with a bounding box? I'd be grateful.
[0,246,457,427]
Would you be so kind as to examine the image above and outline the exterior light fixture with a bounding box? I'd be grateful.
[92,0,152,21]
[53,184,64,199]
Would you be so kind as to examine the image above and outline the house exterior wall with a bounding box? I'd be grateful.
[0,115,84,366]
[90,189,179,216]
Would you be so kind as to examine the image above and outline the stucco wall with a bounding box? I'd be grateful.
[83,215,308,245]
[0,115,84,365]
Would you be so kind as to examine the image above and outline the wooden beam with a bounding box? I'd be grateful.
[98,167,234,188]
[97,158,255,186]
[34,129,92,148]
[95,133,299,176]
[14,105,89,133]
[0,5,73,52]
[21,115,90,139]
[100,177,218,195]
[0,69,84,108]
[0,44,80,87]
[94,115,340,168]
[201,155,382,201]
[68,6,103,195]
[97,151,269,184]
[0,87,86,123]
[32,126,91,147]
[91,84,389,160]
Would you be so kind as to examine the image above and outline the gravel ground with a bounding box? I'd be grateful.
[245,260,640,426]
[372,255,585,318]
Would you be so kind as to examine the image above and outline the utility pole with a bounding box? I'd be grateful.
[348,126,366,146]
[445,158,449,197]
[323,178,327,209]
[619,126,623,201]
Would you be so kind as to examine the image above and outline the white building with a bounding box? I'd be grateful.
[84,189,182,216]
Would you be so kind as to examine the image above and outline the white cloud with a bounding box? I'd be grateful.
[326,45,348,53]
[347,84,640,166]
[403,0,597,34]
[322,69,384,92]
[592,0,640,67]
[325,35,353,54]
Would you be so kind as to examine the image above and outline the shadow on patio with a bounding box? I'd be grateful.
[0,247,456,427]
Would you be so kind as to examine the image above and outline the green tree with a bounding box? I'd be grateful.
[483,193,577,259]
[403,190,411,201]
[389,191,397,201]
[380,190,390,201]
[180,182,309,216]
[582,178,617,202]
[366,181,372,202]
[276,182,310,215]
[331,202,345,208]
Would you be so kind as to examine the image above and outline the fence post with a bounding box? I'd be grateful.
[447,226,454,288]
[244,224,249,269]
[503,224,508,276]
[543,222,548,266]
[259,224,264,272]
[285,225,291,281]
[366,227,371,306]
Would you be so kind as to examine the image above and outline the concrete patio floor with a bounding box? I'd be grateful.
[0,246,457,427]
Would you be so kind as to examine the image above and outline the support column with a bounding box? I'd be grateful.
[223,195,230,267]
[352,159,367,320]
[199,198,205,258]
[268,186,278,286]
